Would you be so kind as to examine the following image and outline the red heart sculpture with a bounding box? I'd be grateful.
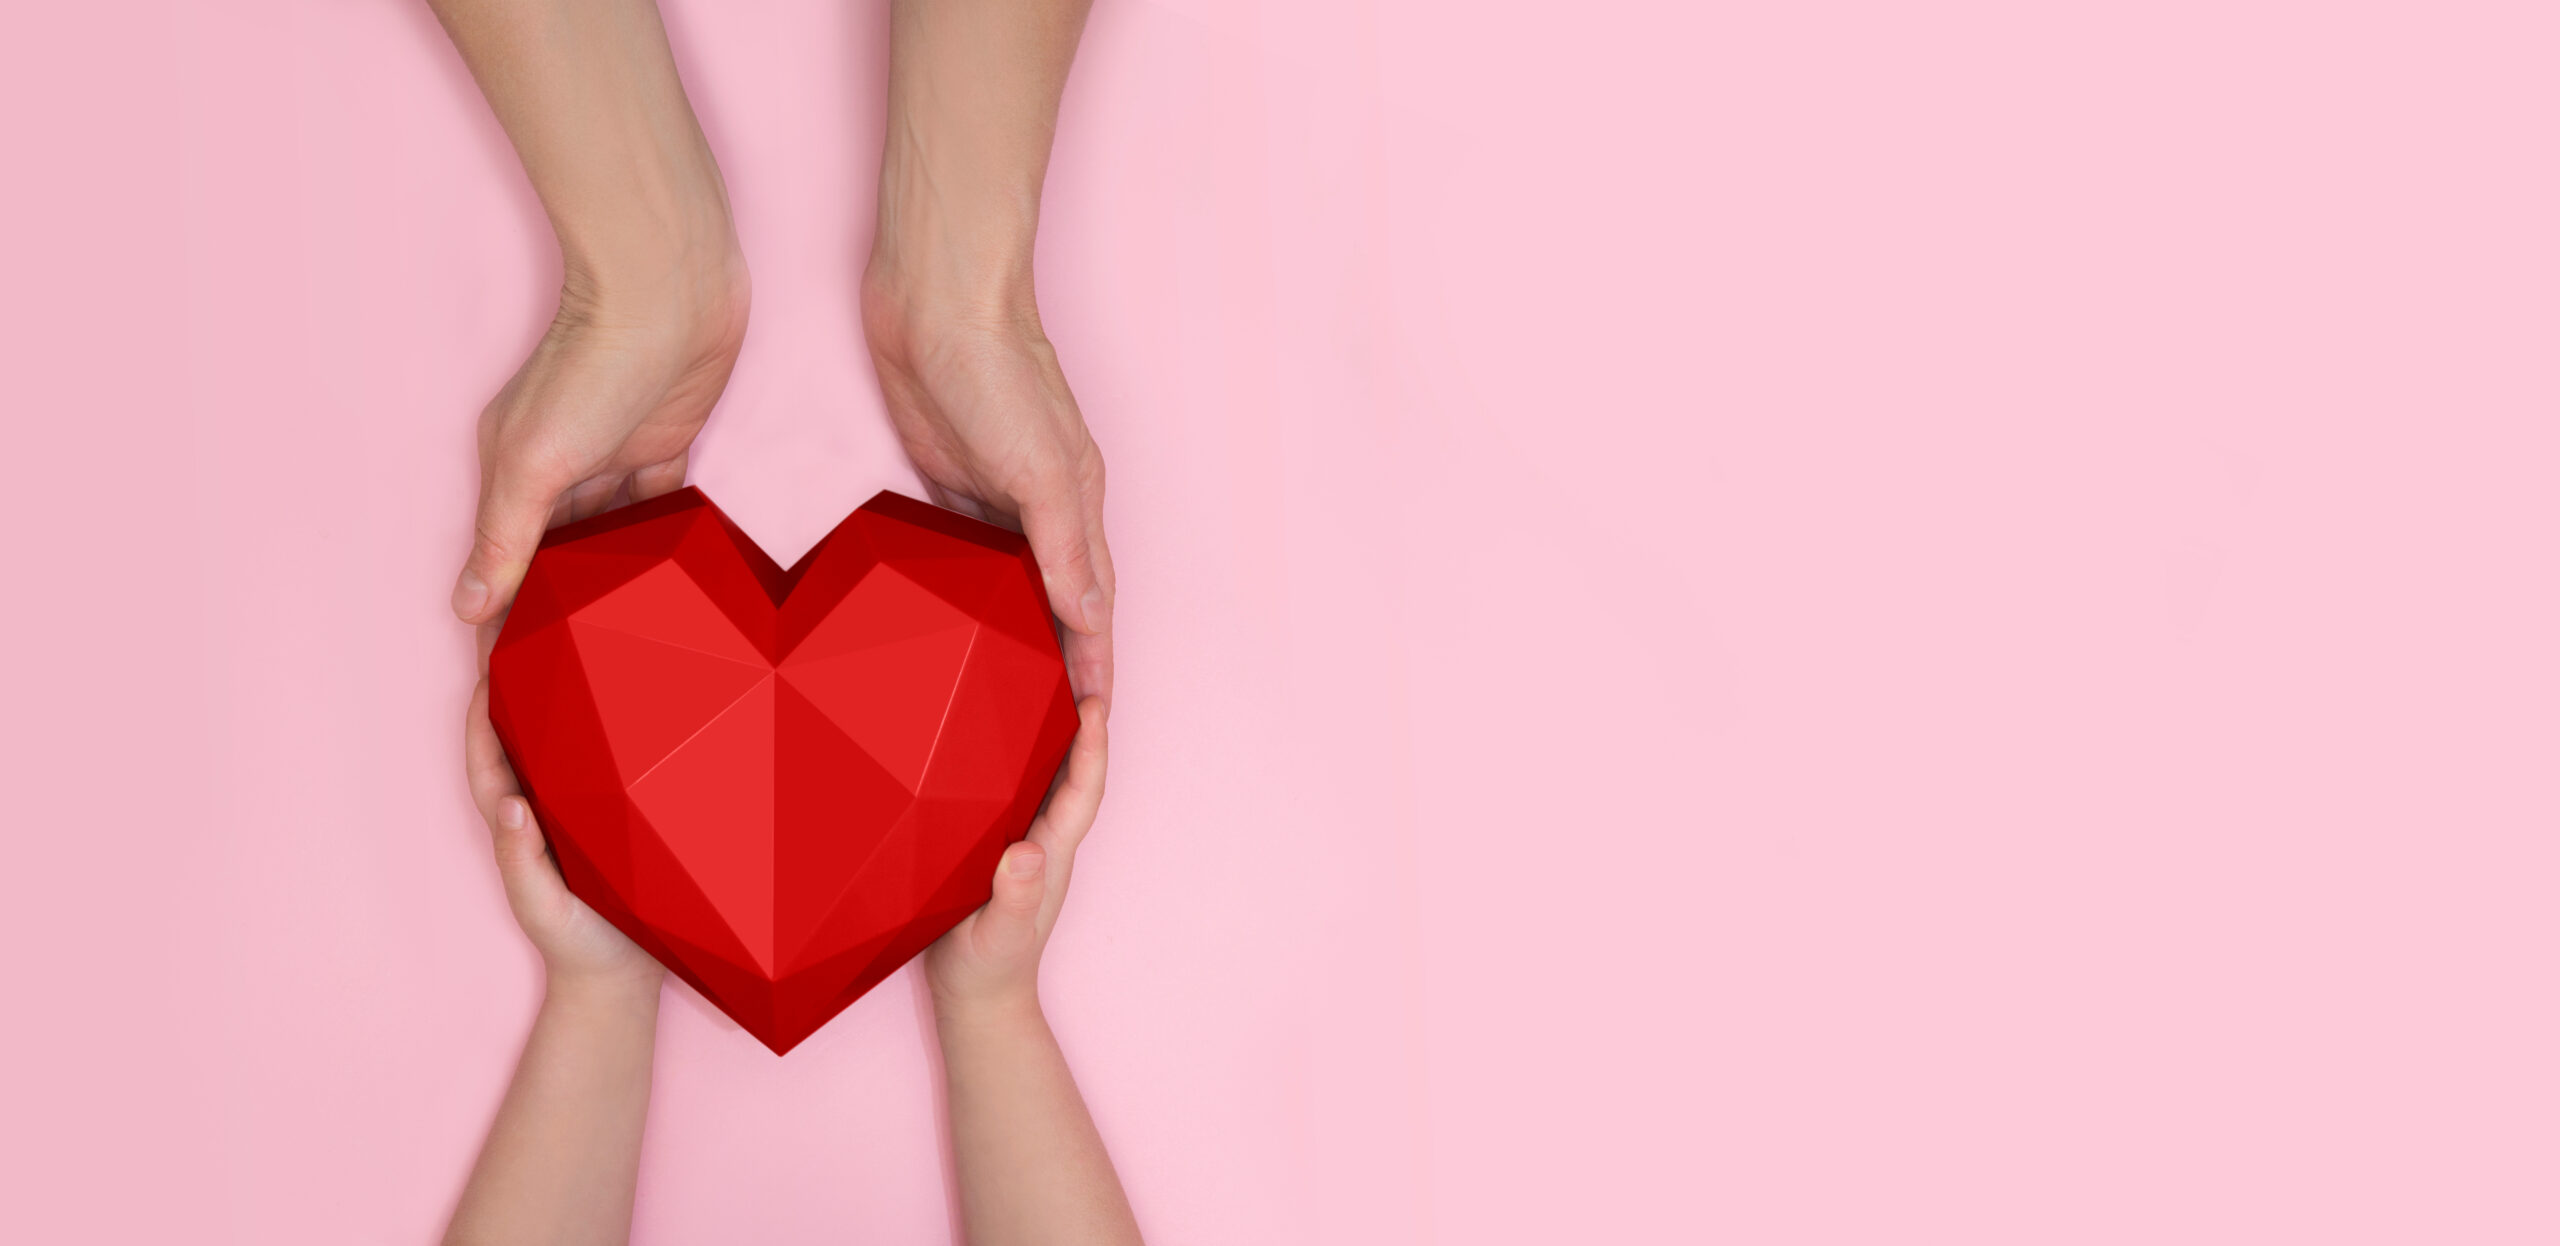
[488,488,1076,1053]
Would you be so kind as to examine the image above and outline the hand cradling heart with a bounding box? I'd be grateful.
[489,488,1077,1053]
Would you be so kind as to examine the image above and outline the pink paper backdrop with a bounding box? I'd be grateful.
[4,1,2555,1241]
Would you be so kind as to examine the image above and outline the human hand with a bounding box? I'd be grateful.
[923,697,1108,1019]
[864,0,1112,712]
[862,272,1114,709]
[431,0,752,628]
[464,671,662,995]
[449,252,749,626]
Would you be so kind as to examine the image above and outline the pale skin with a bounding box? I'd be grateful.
[449,687,1136,1246]
[428,0,1133,1241]
[433,0,1114,711]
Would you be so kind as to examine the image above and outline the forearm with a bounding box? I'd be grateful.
[446,976,662,1246]
[426,0,737,306]
[936,997,1141,1246]
[872,0,1093,310]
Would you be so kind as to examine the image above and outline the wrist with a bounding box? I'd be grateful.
[863,236,1036,336]
[560,226,750,339]
[868,135,1042,325]
[547,140,747,338]
[544,965,665,1022]
[929,984,1046,1040]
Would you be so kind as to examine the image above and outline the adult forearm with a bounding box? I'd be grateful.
[426,0,736,305]
[937,998,1141,1246]
[445,976,662,1246]
[873,0,1093,310]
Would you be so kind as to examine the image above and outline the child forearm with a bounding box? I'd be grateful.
[937,996,1142,1246]
[445,974,662,1246]
[922,703,1136,1244]
[452,695,672,1244]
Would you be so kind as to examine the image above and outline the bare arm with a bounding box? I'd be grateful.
[877,11,1130,1234]
[873,0,1090,282]
[428,0,750,626]
[444,972,661,1246]
[866,0,1116,712]
[446,682,667,1246]
[925,701,1143,1245]
[428,3,732,1236]
[429,4,733,1237]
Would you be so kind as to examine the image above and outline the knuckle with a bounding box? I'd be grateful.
[469,518,522,566]
[490,423,582,485]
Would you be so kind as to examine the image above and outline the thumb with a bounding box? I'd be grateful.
[1021,495,1108,638]
[454,460,566,624]
[971,841,1048,959]
[491,795,573,922]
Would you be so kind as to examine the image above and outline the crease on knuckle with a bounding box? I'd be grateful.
[469,518,523,569]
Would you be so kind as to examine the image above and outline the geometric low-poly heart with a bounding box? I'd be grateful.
[487,487,1077,1054]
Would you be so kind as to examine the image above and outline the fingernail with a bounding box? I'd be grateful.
[452,569,489,620]
[1007,845,1045,878]
[1079,585,1109,633]
[498,798,528,833]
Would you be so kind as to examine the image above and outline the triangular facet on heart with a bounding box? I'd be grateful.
[769,925,903,1051]
[674,508,788,653]
[542,791,638,925]
[627,676,779,971]
[925,627,1077,802]
[491,618,612,784]
[781,793,1012,978]
[568,621,771,786]
[780,567,980,792]
[574,559,767,665]
[530,513,692,623]
[624,795,769,984]
[772,678,923,972]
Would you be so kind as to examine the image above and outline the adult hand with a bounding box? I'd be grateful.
[866,0,1112,711]
[450,269,749,625]
[863,282,1113,706]
[430,0,750,627]
[431,7,725,1241]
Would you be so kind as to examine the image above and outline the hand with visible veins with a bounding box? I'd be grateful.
[864,289,1111,704]
[453,269,747,620]
[427,2,727,1241]
[865,0,1115,713]
[433,0,750,630]
[433,0,1137,1241]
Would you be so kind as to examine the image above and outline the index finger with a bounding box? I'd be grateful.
[1027,697,1108,857]
[463,679,523,827]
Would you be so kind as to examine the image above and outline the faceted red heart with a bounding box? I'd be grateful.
[487,488,1076,1054]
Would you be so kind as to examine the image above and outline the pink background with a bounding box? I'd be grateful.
[5,1,2555,1241]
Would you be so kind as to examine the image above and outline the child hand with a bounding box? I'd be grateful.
[465,675,664,993]
[923,697,1108,1017]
